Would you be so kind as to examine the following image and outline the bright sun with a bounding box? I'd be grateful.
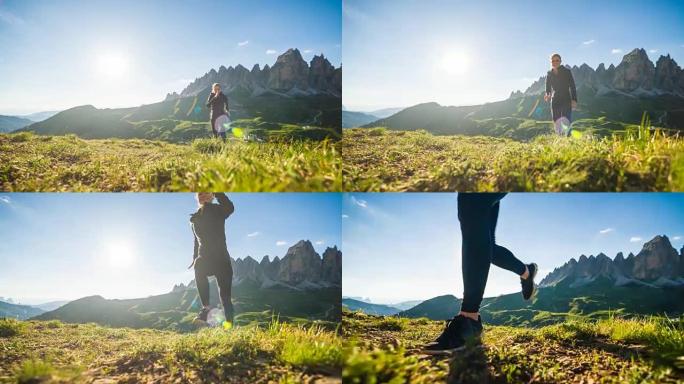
[95,53,129,78]
[105,241,136,268]
[438,50,471,75]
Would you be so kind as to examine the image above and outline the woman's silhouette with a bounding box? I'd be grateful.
[189,192,235,327]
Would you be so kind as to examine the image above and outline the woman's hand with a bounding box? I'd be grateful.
[571,100,577,110]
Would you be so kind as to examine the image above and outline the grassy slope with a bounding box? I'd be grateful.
[0,133,341,192]
[0,318,341,383]
[343,311,684,384]
[342,128,684,192]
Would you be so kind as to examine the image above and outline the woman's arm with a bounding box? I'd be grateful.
[568,71,577,103]
[214,192,235,218]
[206,93,215,108]
[188,230,199,269]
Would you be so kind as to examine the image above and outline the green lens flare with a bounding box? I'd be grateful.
[232,128,244,138]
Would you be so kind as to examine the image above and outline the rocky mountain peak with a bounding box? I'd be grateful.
[226,241,340,290]
[540,235,684,288]
[176,48,340,98]
[522,47,684,98]
[633,235,679,279]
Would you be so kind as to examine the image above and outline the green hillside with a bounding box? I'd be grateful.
[33,283,341,332]
[0,301,44,320]
[21,87,341,141]
[0,115,32,133]
[342,298,401,316]
[398,295,460,320]
[342,127,684,192]
[0,132,341,191]
[342,111,379,128]
[343,310,684,383]
[0,318,342,383]
[364,92,684,137]
[393,283,684,327]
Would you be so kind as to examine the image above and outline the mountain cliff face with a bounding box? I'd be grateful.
[520,48,684,98]
[171,49,341,100]
[230,240,341,290]
[540,235,684,288]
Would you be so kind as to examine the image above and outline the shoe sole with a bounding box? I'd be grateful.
[420,344,484,357]
[420,345,466,356]
[524,263,538,301]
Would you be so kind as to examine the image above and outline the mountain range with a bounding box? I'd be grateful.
[18,49,341,141]
[342,107,404,128]
[2,240,341,327]
[0,111,59,133]
[169,49,340,100]
[540,235,684,288]
[346,235,684,325]
[358,48,684,138]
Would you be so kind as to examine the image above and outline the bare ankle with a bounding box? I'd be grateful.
[521,265,530,280]
[458,311,480,321]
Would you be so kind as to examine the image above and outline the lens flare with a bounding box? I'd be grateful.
[206,308,226,327]
[554,117,571,136]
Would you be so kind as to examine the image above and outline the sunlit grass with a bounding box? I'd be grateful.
[342,126,684,192]
[0,319,341,383]
[0,133,341,191]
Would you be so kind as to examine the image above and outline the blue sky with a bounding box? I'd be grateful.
[0,0,342,115]
[343,0,684,111]
[342,193,684,304]
[0,193,341,304]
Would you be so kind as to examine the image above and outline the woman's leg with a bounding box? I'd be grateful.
[194,259,210,308]
[210,116,218,138]
[215,262,234,323]
[458,194,498,314]
[489,202,527,276]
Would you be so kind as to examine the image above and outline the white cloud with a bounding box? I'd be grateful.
[315,240,324,245]
[629,236,643,242]
[0,196,11,204]
[648,49,658,53]
[599,228,614,235]
[276,240,288,246]
[266,49,277,55]
[582,39,596,46]
[303,49,313,54]
[342,214,349,219]
[0,10,24,25]
[237,40,249,47]
[351,196,368,208]
[673,236,682,241]
[247,231,260,237]
[611,49,623,54]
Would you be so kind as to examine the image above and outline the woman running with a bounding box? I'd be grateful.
[544,53,577,136]
[189,192,235,327]
[422,193,538,354]
[206,83,230,140]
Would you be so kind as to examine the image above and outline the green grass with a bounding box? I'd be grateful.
[0,319,342,383]
[342,310,684,383]
[0,133,341,191]
[342,127,684,191]
[0,318,26,337]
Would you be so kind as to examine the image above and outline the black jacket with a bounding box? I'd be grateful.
[206,92,229,119]
[190,193,234,265]
[545,66,577,106]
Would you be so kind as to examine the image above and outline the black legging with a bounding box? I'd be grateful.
[194,257,234,322]
[458,193,526,313]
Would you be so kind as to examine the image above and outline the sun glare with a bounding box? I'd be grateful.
[95,53,129,78]
[105,241,136,268]
[438,50,471,75]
